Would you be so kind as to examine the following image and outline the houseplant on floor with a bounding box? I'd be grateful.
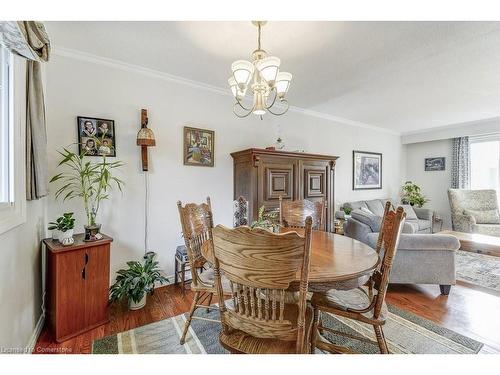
[109,253,169,310]
[50,137,124,241]
[401,181,429,207]
[48,212,76,245]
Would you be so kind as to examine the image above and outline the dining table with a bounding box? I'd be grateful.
[202,228,380,293]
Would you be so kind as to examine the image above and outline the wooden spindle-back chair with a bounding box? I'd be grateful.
[279,196,324,231]
[212,217,313,354]
[310,202,406,354]
[177,197,221,345]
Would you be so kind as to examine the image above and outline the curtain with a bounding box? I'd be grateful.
[451,136,470,189]
[0,21,50,200]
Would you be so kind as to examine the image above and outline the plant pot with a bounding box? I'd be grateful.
[84,223,102,241]
[128,295,146,310]
[59,229,74,246]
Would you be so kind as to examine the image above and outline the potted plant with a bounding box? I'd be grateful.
[109,254,168,310]
[48,212,75,246]
[342,206,352,219]
[401,181,429,208]
[251,205,279,232]
[50,137,124,241]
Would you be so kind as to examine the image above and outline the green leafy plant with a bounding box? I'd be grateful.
[401,181,429,208]
[50,136,124,227]
[342,207,352,216]
[251,205,279,232]
[109,254,168,304]
[48,212,75,232]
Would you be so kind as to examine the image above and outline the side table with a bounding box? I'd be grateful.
[432,213,443,234]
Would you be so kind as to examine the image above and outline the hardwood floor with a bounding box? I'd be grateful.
[34,282,500,354]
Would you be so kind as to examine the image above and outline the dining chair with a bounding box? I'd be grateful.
[176,197,223,345]
[310,202,406,354]
[279,196,325,230]
[211,217,314,354]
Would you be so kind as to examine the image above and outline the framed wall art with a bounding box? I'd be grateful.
[183,126,215,167]
[425,157,446,171]
[77,116,116,157]
[353,150,382,190]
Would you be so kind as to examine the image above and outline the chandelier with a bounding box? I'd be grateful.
[228,21,293,119]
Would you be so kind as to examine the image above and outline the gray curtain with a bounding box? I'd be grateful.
[451,136,470,189]
[0,21,50,200]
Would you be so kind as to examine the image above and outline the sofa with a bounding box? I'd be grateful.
[336,198,433,243]
[337,198,458,295]
[448,189,500,237]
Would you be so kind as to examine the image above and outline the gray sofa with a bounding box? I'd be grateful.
[337,198,458,295]
[336,198,433,243]
[366,233,458,295]
[448,189,500,237]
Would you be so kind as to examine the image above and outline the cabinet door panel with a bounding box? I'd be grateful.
[84,245,110,327]
[55,249,86,339]
[258,159,296,210]
[300,161,330,230]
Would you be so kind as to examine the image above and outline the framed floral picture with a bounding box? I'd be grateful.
[183,126,215,167]
[353,150,382,190]
[77,116,116,157]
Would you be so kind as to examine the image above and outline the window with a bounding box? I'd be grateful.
[470,135,500,197]
[0,48,26,234]
[0,46,11,205]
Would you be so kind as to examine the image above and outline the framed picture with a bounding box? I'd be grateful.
[353,150,382,190]
[183,126,215,167]
[425,157,446,171]
[77,116,116,157]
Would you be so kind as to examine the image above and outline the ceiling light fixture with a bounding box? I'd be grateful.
[228,21,292,119]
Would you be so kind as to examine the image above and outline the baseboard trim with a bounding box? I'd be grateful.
[26,313,45,354]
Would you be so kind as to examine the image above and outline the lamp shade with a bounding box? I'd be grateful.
[231,60,254,88]
[137,127,156,146]
[228,76,246,100]
[256,56,281,85]
[276,71,292,98]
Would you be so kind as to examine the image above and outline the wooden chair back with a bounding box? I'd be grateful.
[279,196,324,230]
[177,197,214,287]
[371,202,406,319]
[212,218,313,353]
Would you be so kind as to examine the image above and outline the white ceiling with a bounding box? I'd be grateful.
[46,21,500,134]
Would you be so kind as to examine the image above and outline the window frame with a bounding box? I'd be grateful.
[469,134,500,194]
[0,51,26,234]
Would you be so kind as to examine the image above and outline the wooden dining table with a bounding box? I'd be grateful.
[203,228,380,293]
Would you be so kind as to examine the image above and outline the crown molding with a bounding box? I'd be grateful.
[52,45,400,136]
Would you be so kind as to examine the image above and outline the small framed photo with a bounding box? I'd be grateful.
[353,150,382,190]
[183,126,215,167]
[77,116,116,157]
[425,157,446,171]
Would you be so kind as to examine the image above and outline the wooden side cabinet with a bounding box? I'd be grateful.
[43,234,113,343]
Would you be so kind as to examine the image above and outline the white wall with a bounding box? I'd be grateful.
[0,199,46,350]
[406,139,453,228]
[46,53,404,280]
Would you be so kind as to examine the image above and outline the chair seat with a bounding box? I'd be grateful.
[311,287,387,321]
[195,268,232,293]
[219,304,314,354]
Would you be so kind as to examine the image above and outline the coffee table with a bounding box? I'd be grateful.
[438,230,500,257]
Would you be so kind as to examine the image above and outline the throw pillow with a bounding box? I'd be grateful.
[400,204,419,221]
[464,209,500,224]
[351,208,381,232]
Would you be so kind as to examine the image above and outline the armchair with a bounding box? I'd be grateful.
[448,189,500,236]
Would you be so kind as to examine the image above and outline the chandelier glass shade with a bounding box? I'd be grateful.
[229,22,292,118]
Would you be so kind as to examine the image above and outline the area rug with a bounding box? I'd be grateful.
[456,250,500,292]
[92,304,483,354]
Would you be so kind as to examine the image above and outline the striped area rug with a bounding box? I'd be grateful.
[92,304,483,354]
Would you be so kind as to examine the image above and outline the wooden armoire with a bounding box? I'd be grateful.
[231,148,338,232]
